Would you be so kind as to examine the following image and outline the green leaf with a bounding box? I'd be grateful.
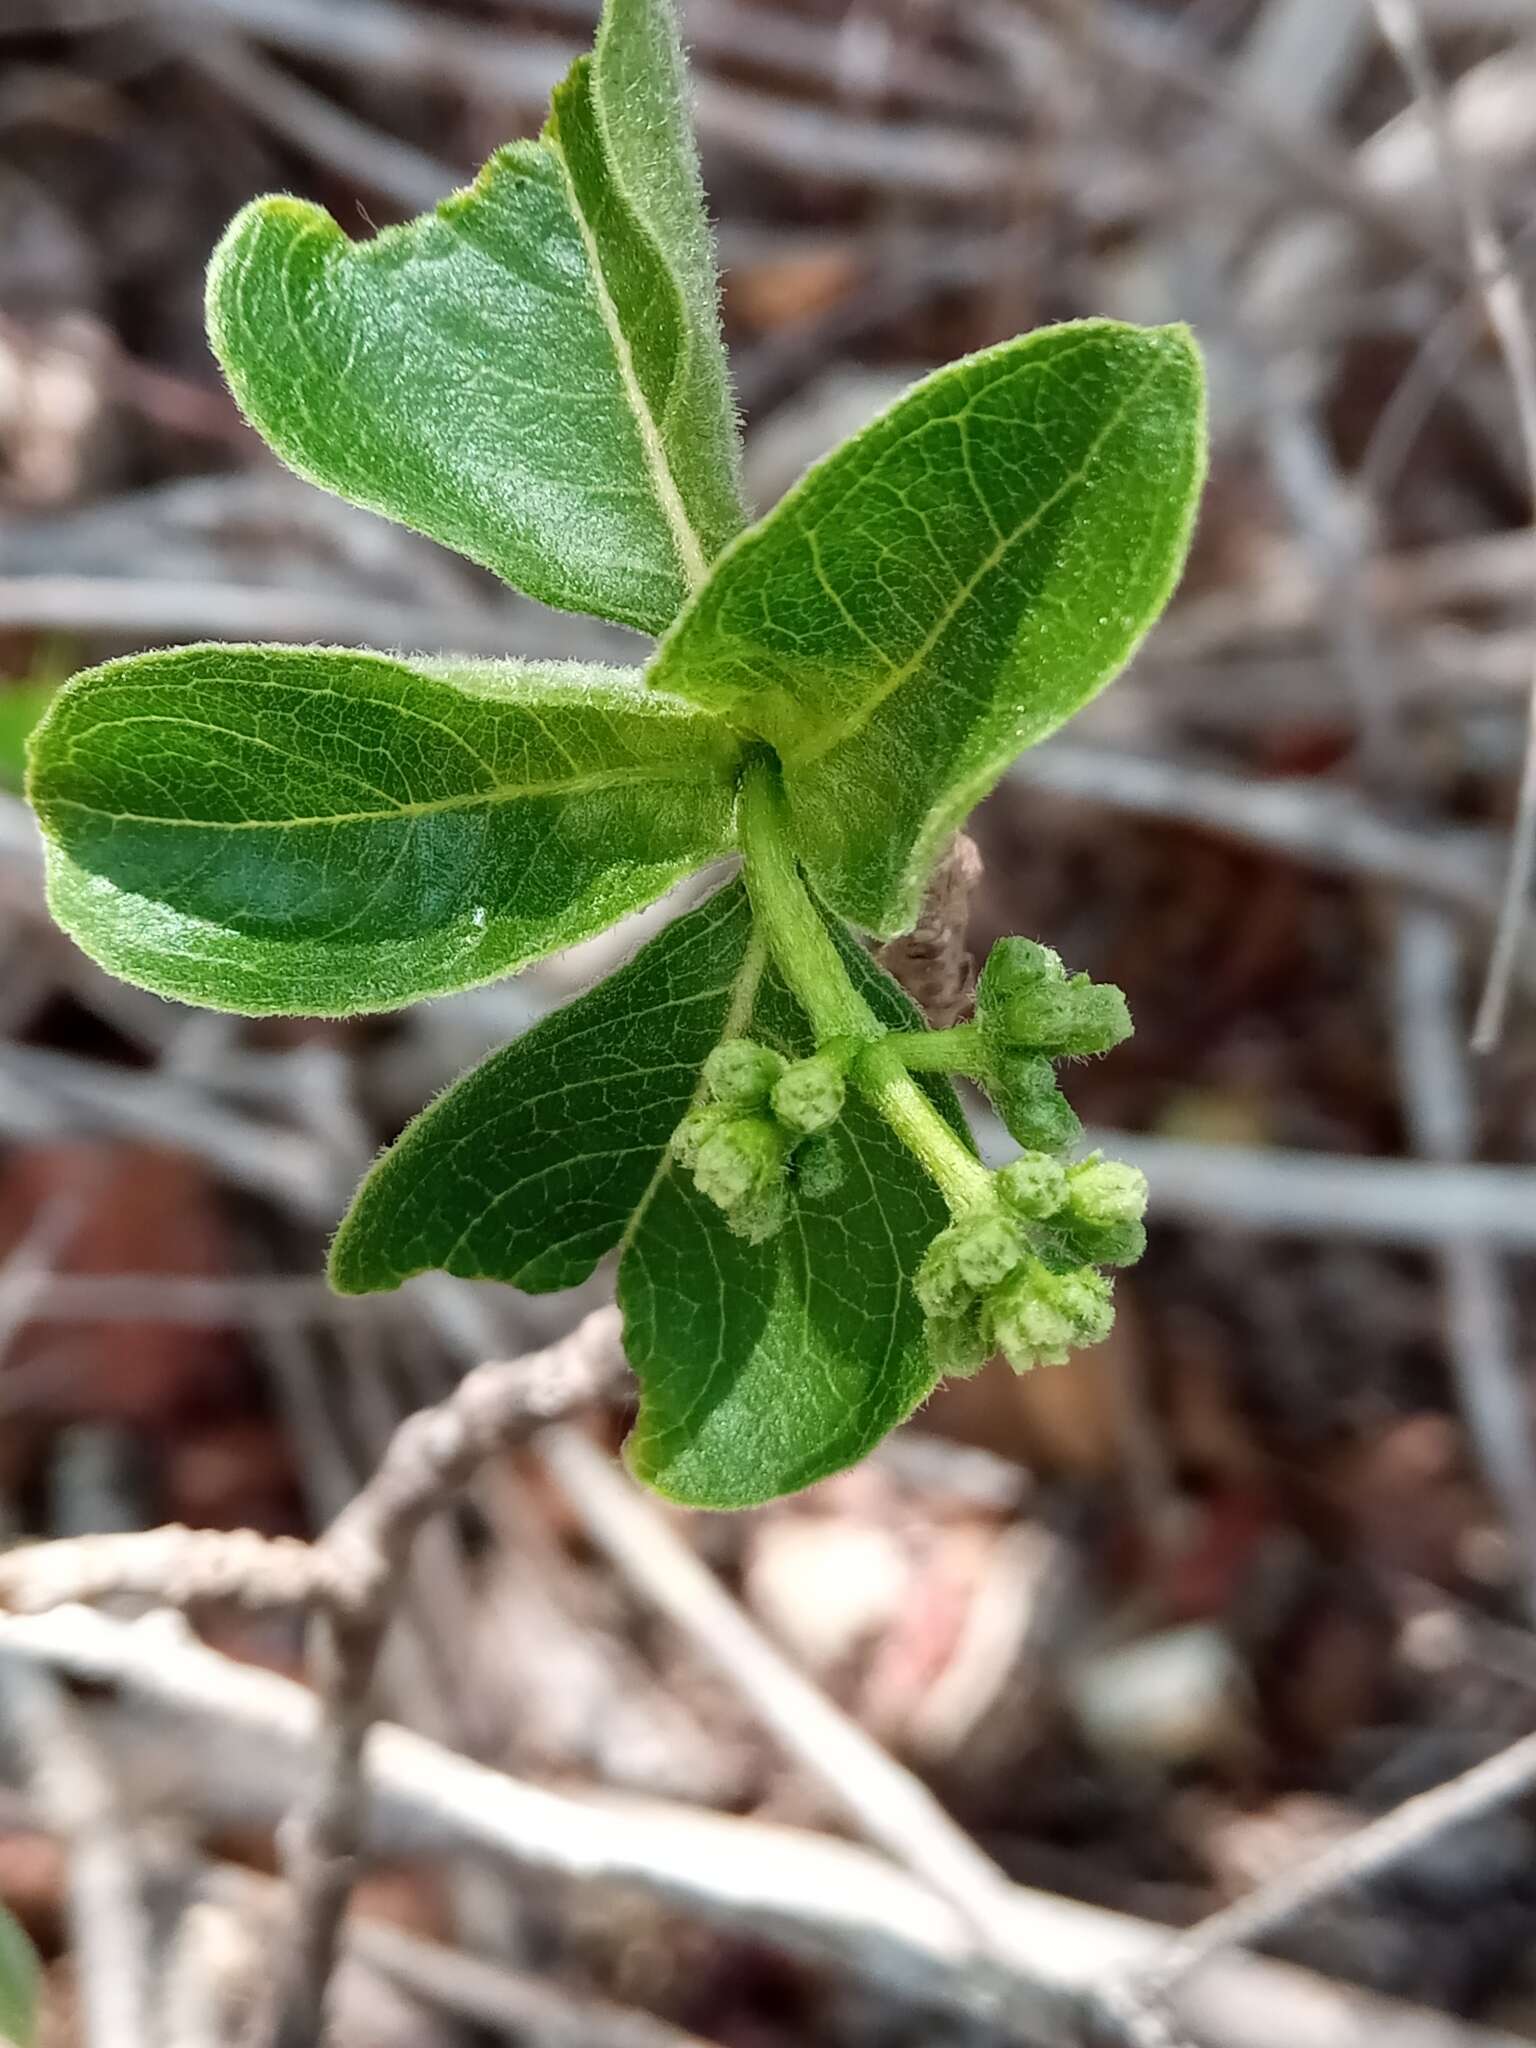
[0,1905,39,2047]
[650,320,1206,932]
[330,880,756,1294]
[619,912,965,1508]
[206,0,743,636]
[333,874,966,1508]
[28,644,741,1016]
[0,681,55,793]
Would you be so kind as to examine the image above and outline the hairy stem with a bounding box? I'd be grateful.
[881,1024,987,1075]
[738,755,992,1213]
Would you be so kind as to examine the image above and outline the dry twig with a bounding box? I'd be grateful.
[1137,1718,1536,2013]
[1368,0,1536,1047]
[0,1310,631,2045]
[204,1862,721,2048]
[0,1605,1513,2048]
[0,1656,153,2048]
[1390,907,1536,1621]
[255,1305,628,2048]
[1010,745,1500,925]
[540,1425,1024,1959]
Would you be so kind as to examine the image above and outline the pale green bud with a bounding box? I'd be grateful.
[988,1273,1075,1373]
[952,1211,1027,1291]
[925,1308,990,1378]
[979,936,1064,1001]
[999,976,1131,1058]
[693,1115,786,1214]
[988,1053,1082,1156]
[995,1152,1068,1220]
[976,937,1132,1057]
[703,1038,787,1108]
[1046,1214,1146,1270]
[1051,1266,1115,1345]
[669,1103,729,1169]
[728,1178,789,1245]
[771,1053,846,1136]
[794,1131,845,1200]
[914,1229,975,1320]
[1066,1157,1148,1228]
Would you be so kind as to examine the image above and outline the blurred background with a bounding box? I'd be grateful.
[5,0,1536,2042]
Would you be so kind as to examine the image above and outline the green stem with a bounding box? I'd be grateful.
[738,754,869,1043]
[738,755,992,1214]
[854,1039,992,1211]
[881,1024,987,1075]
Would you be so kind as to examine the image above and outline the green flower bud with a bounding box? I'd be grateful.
[669,1102,730,1169]
[728,1178,790,1245]
[914,1229,975,1319]
[925,1308,990,1378]
[1066,1156,1148,1228]
[1050,1265,1115,1345]
[977,937,1131,1057]
[984,1257,1115,1371]
[978,936,1065,1005]
[693,1115,786,1215]
[999,976,1131,1058]
[994,1151,1068,1220]
[794,1131,846,1200]
[987,1271,1076,1372]
[951,1210,1027,1291]
[771,1053,846,1136]
[1043,1215,1146,1270]
[703,1038,787,1108]
[988,1053,1083,1155]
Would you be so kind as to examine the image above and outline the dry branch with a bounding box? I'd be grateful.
[1390,907,1536,1621]
[256,1305,629,2047]
[0,1656,153,2048]
[539,1424,1023,1956]
[1368,0,1536,1046]
[1011,744,1499,923]
[0,1605,1517,2048]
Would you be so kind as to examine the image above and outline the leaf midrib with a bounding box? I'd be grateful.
[43,761,728,834]
[548,114,709,594]
[781,357,1164,769]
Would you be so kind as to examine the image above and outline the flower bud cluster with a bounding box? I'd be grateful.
[669,1036,853,1242]
[974,938,1131,1154]
[915,1152,1147,1375]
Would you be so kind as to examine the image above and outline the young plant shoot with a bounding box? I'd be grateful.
[25,0,1206,1507]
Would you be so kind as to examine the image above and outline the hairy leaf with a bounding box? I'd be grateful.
[619,913,965,1508]
[651,320,1206,931]
[330,882,756,1295]
[29,645,740,1015]
[207,0,743,636]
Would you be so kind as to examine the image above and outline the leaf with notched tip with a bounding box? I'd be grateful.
[207,0,743,635]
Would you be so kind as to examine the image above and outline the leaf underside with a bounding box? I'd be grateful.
[650,319,1206,933]
[205,0,742,637]
[333,877,966,1508]
[330,880,756,1295]
[29,645,740,1015]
